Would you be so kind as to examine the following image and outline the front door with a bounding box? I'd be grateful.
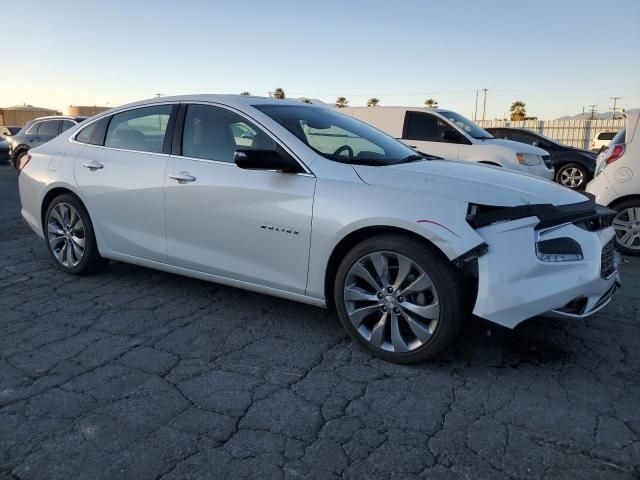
[74,104,174,262]
[164,103,315,294]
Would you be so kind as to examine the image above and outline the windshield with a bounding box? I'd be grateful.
[439,111,494,139]
[254,104,423,166]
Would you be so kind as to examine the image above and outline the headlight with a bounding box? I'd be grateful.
[536,237,583,262]
[516,153,541,166]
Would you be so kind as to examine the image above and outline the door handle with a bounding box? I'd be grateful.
[81,161,103,170]
[169,171,196,183]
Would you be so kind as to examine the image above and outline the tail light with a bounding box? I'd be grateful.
[605,144,626,165]
[16,154,32,172]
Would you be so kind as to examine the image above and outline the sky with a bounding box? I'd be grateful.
[1,0,639,120]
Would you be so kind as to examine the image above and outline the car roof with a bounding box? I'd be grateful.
[110,94,317,112]
[30,115,88,122]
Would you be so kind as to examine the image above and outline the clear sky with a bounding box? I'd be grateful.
[1,0,638,119]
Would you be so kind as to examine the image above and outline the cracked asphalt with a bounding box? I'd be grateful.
[0,163,639,480]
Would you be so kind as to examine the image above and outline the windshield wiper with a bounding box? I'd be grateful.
[396,154,429,164]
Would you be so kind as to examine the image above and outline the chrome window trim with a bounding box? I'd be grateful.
[68,100,315,176]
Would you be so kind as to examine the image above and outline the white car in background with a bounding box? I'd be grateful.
[18,95,619,363]
[591,130,617,152]
[587,111,640,255]
[341,107,555,179]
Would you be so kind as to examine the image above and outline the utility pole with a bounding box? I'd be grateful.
[587,104,597,120]
[481,88,488,122]
[473,90,479,122]
[610,97,621,119]
[582,106,586,120]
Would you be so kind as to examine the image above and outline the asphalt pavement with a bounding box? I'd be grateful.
[0,163,638,479]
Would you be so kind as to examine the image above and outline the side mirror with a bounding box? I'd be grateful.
[442,130,461,143]
[234,149,302,173]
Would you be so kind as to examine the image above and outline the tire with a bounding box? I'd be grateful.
[12,148,28,170]
[44,194,109,274]
[611,199,640,256]
[334,234,466,363]
[555,163,589,190]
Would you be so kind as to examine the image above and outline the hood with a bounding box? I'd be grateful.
[354,159,588,207]
[480,138,549,156]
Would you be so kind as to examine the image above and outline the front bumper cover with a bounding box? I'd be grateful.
[471,210,620,329]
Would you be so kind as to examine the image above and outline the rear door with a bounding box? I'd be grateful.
[401,111,460,159]
[74,104,176,262]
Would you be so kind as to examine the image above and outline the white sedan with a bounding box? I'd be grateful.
[18,95,620,363]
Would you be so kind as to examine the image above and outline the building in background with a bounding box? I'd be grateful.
[0,105,62,127]
[66,105,110,117]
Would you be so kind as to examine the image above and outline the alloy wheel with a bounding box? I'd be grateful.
[559,167,585,189]
[343,251,440,353]
[612,207,640,251]
[47,203,86,267]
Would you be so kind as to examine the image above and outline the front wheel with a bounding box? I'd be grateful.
[556,163,589,190]
[44,194,109,274]
[334,234,466,363]
[611,200,640,256]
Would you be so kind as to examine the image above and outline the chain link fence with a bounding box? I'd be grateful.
[476,119,625,149]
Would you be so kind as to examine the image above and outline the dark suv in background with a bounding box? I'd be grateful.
[8,116,87,169]
[486,127,597,190]
[0,126,21,163]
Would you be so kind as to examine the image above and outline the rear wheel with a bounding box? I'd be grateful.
[44,194,108,274]
[611,199,640,256]
[556,163,588,190]
[334,234,466,363]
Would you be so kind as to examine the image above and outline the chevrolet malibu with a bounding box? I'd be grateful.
[18,95,621,363]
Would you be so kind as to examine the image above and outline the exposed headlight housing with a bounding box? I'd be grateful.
[536,237,583,262]
[516,153,541,166]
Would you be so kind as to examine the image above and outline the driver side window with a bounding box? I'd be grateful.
[403,112,450,142]
[182,105,276,162]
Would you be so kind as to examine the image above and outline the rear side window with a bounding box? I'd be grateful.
[404,112,449,142]
[75,122,98,144]
[597,131,616,141]
[105,105,172,153]
[60,120,75,133]
[37,120,61,136]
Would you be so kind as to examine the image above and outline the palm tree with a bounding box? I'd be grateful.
[239,91,251,96]
[510,100,526,121]
[424,98,438,108]
[270,88,286,99]
[335,97,349,108]
[367,97,380,107]
[301,98,313,104]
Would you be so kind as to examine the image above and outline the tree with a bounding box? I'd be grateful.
[301,98,313,104]
[270,88,286,99]
[239,91,251,96]
[510,100,526,121]
[367,97,380,107]
[335,97,349,108]
[424,98,438,108]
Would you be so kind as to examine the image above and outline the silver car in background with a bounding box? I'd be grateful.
[18,95,620,363]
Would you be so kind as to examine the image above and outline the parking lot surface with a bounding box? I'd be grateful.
[0,163,638,479]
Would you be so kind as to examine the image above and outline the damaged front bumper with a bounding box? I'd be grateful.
[468,199,620,329]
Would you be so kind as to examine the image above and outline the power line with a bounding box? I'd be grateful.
[610,97,621,119]
[482,88,488,122]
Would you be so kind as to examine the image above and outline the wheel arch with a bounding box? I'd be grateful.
[609,194,640,209]
[40,187,84,234]
[323,225,453,311]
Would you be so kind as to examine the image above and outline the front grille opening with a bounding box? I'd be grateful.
[556,297,588,315]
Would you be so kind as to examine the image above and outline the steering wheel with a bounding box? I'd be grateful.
[333,145,354,157]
